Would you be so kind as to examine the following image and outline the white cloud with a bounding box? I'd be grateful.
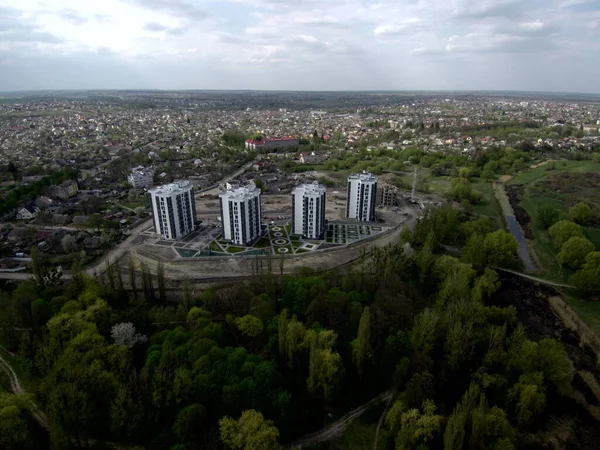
[0,0,599,91]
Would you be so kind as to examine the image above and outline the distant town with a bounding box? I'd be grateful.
[0,90,599,277]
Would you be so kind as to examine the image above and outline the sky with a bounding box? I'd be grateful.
[1,0,600,92]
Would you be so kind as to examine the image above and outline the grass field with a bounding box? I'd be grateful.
[509,160,600,185]
[326,420,379,450]
[472,181,503,220]
[564,295,600,337]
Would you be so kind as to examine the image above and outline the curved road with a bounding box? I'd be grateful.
[284,391,392,449]
[0,158,260,282]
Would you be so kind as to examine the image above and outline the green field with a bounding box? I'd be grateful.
[472,180,503,220]
[565,295,600,337]
[509,160,600,185]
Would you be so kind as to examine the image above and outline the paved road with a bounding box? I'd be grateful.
[0,159,260,282]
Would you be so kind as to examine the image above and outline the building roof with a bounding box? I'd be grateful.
[149,180,192,196]
[220,181,261,201]
[348,171,378,183]
[294,181,326,195]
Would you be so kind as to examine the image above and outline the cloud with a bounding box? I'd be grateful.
[60,9,88,26]
[0,0,599,92]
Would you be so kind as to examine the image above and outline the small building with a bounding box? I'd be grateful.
[127,166,155,189]
[16,203,40,220]
[49,180,78,200]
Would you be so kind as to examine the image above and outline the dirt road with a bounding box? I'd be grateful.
[495,268,576,289]
[284,391,393,449]
[0,346,49,429]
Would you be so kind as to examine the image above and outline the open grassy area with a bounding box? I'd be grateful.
[472,180,503,220]
[509,160,600,185]
[254,237,271,248]
[564,294,600,338]
[327,420,379,450]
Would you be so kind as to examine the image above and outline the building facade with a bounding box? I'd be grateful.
[346,172,378,222]
[292,182,326,239]
[219,182,262,246]
[149,181,197,240]
[128,166,155,189]
[377,183,401,208]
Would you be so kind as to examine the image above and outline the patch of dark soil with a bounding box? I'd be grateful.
[491,275,600,449]
[541,172,600,195]
[506,184,533,239]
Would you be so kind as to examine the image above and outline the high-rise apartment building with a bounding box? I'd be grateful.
[149,181,197,240]
[346,171,378,222]
[128,166,155,189]
[292,182,326,239]
[219,182,262,245]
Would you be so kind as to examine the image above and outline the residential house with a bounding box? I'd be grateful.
[49,180,78,200]
[16,203,40,220]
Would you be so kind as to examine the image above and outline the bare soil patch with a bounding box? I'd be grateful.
[539,172,600,197]
[499,175,513,183]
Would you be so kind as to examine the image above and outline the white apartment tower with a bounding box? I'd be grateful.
[219,182,262,246]
[128,166,155,189]
[346,171,378,222]
[292,182,326,239]
[149,181,197,240]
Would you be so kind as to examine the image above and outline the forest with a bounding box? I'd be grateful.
[0,205,595,449]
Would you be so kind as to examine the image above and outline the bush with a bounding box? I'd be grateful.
[533,205,559,230]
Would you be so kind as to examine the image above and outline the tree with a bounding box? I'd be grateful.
[173,404,206,443]
[557,236,595,270]
[61,234,78,253]
[128,258,137,298]
[569,202,590,225]
[0,393,32,448]
[482,230,518,267]
[254,179,265,190]
[508,372,546,426]
[88,213,104,232]
[352,306,372,377]
[386,399,443,449]
[157,261,166,304]
[549,220,584,248]
[111,322,147,348]
[534,205,560,230]
[134,206,146,216]
[575,251,600,290]
[30,245,46,286]
[219,410,281,450]
[234,315,264,338]
[182,280,193,312]
[307,330,344,402]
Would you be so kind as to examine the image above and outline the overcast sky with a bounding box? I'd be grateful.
[1,0,600,92]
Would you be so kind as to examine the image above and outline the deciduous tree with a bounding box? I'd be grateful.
[549,220,584,248]
[557,236,595,270]
[219,410,281,450]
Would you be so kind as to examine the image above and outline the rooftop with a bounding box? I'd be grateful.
[348,171,378,183]
[294,181,326,195]
[149,180,192,196]
[220,181,261,201]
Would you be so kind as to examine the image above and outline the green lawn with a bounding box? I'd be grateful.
[119,201,148,210]
[226,246,246,254]
[254,238,271,248]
